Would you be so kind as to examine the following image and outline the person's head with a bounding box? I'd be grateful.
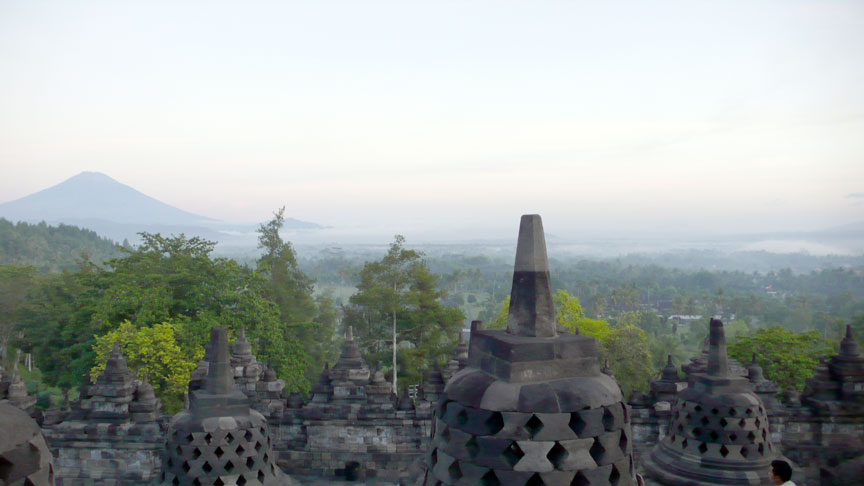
[770,460,793,484]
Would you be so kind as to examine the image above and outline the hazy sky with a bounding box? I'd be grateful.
[1,1,863,239]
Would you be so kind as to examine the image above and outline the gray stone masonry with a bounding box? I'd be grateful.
[161,328,299,486]
[1,401,55,486]
[44,345,163,486]
[644,319,788,486]
[420,215,638,486]
[275,326,433,482]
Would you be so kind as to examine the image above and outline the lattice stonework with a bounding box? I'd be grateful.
[663,400,773,461]
[162,415,279,486]
[428,398,634,485]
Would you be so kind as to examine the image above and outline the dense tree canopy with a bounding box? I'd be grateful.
[343,235,464,391]
[0,218,122,272]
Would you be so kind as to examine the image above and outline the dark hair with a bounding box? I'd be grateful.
[772,460,792,482]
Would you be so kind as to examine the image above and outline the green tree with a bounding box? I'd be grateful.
[345,235,464,392]
[91,320,201,413]
[555,290,612,342]
[728,326,834,391]
[602,324,654,397]
[256,208,338,389]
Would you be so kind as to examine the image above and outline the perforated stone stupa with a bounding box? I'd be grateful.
[422,215,637,486]
[0,401,55,486]
[161,328,299,486]
[644,319,784,486]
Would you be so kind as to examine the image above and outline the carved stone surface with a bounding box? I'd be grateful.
[0,362,36,412]
[0,401,54,486]
[161,328,299,486]
[44,345,163,486]
[421,215,637,486]
[276,326,433,482]
[645,319,785,486]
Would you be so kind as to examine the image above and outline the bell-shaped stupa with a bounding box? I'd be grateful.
[161,328,299,486]
[422,215,637,485]
[645,319,785,485]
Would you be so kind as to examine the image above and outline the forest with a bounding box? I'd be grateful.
[2,216,863,412]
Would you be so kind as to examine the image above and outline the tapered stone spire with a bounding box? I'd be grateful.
[204,328,234,395]
[706,318,728,377]
[841,324,860,357]
[506,214,557,338]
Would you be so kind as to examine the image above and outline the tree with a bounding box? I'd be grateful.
[602,324,654,397]
[555,290,612,342]
[345,235,464,392]
[256,208,338,389]
[728,326,834,391]
[90,320,200,413]
[13,233,290,395]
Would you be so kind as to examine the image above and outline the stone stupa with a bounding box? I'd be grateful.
[645,319,785,486]
[161,328,299,486]
[422,215,637,485]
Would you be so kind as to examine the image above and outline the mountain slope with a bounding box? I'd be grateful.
[0,172,216,225]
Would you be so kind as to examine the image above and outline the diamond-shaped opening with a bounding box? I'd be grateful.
[619,429,629,453]
[176,444,183,455]
[739,418,746,428]
[225,433,234,443]
[694,404,702,412]
[502,441,525,467]
[603,407,615,431]
[466,436,479,458]
[730,433,738,442]
[526,414,545,438]
[693,427,702,437]
[480,470,501,486]
[719,418,728,428]
[745,408,753,416]
[762,429,768,440]
[457,409,468,426]
[193,479,201,486]
[214,446,224,458]
[720,445,729,457]
[254,442,262,452]
[747,431,756,441]
[440,425,451,443]
[741,446,749,458]
[711,407,719,415]
[758,443,765,455]
[225,460,234,473]
[710,431,719,441]
[186,434,195,443]
[527,473,544,486]
[681,438,688,450]
[245,430,254,442]
[263,453,269,464]
[698,442,708,455]
[182,461,190,473]
[448,460,462,481]
[755,418,761,428]
[610,464,621,486]
[202,462,213,473]
[569,412,586,436]
[260,427,266,436]
[237,475,247,486]
[193,448,202,459]
[547,442,568,469]
[246,457,255,469]
[572,471,590,486]
[167,458,173,468]
[589,437,606,463]
[485,412,504,435]
[204,433,212,444]
[700,416,710,426]
[258,471,265,483]
[430,449,438,467]
[236,444,245,456]
[214,478,224,486]
[677,424,684,433]
[729,408,737,416]
[172,477,179,486]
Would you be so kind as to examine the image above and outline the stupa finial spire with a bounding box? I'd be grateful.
[506,214,557,338]
[205,327,234,394]
[706,318,729,377]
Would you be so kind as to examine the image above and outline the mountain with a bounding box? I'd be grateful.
[0,171,216,226]
[0,172,323,244]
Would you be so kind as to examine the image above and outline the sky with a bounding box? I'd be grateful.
[1,1,863,240]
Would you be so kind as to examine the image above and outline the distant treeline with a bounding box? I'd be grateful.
[0,218,124,272]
